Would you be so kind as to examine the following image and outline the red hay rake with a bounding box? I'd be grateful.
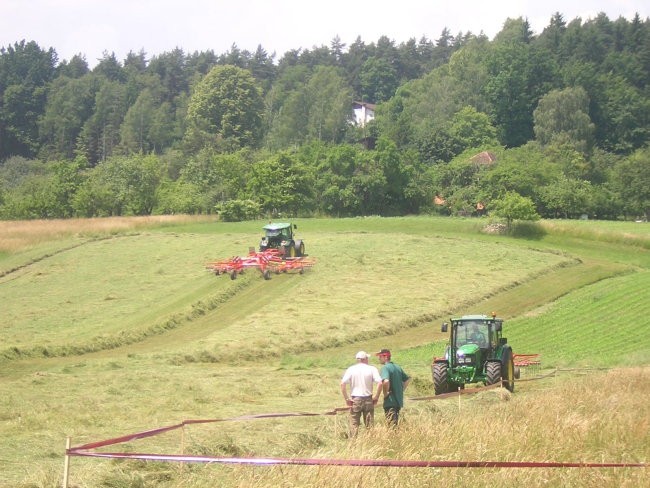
[206,249,316,280]
[514,353,542,377]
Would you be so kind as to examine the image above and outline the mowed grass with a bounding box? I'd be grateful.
[0,233,239,356]
[1,227,570,360]
[0,216,648,487]
[168,232,572,363]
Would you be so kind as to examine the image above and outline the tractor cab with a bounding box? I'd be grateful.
[259,223,305,257]
[450,315,501,352]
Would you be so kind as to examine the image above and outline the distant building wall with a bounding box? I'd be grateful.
[352,101,376,127]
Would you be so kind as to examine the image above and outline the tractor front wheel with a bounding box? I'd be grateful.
[432,362,450,395]
[486,361,501,386]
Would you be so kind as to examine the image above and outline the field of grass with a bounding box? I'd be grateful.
[0,216,648,487]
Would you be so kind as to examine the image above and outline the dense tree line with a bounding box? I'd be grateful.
[0,12,648,221]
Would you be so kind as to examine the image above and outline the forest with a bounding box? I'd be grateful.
[0,12,648,221]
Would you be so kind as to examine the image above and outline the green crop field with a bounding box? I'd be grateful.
[0,216,648,487]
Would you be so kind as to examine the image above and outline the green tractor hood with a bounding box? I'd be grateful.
[457,343,480,356]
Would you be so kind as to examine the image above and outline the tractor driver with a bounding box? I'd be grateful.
[469,324,487,347]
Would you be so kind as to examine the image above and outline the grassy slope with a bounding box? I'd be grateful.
[0,216,648,487]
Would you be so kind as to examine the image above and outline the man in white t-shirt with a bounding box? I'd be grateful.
[340,351,383,437]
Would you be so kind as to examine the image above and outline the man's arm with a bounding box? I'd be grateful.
[373,382,382,403]
[382,379,391,397]
[340,383,352,405]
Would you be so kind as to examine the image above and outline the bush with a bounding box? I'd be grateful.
[217,199,261,222]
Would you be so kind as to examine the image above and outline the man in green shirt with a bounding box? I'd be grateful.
[376,348,410,426]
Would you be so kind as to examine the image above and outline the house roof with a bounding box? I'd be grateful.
[352,101,376,110]
[469,151,497,165]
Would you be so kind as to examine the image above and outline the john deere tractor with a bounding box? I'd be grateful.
[431,314,518,394]
[259,222,305,257]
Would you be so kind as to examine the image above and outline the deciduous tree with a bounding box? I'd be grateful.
[184,65,263,152]
[612,146,650,220]
[533,86,595,154]
[490,191,540,228]
[39,74,98,160]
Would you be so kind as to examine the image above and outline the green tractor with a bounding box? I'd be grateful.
[259,222,305,257]
[431,314,518,394]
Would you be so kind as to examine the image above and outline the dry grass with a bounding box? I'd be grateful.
[0,215,214,253]
[17,367,644,488]
[175,368,650,488]
[539,219,650,249]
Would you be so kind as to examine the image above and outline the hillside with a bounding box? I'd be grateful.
[0,216,648,487]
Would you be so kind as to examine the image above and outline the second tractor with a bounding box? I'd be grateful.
[432,313,518,394]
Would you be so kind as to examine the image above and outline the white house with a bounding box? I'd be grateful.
[352,101,376,127]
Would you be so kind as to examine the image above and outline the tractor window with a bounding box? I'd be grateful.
[266,229,281,237]
[456,321,488,348]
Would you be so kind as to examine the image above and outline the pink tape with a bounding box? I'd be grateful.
[67,450,646,468]
[67,405,645,470]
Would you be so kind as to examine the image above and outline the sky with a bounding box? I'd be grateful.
[2,0,648,67]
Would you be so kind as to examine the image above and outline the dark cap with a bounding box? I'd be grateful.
[375,348,391,357]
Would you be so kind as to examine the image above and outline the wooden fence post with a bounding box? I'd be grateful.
[62,436,71,488]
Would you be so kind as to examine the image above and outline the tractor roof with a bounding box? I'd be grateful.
[263,223,291,231]
[453,314,501,321]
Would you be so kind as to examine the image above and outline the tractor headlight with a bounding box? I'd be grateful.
[456,351,473,365]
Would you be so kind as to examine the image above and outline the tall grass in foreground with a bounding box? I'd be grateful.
[42,367,648,488]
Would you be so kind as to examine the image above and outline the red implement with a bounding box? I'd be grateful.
[270,256,317,275]
[206,250,314,280]
[513,354,541,367]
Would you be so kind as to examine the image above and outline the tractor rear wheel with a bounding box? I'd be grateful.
[288,245,296,258]
[501,349,515,392]
[432,362,450,395]
[486,361,501,386]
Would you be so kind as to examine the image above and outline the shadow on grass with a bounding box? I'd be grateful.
[509,221,547,240]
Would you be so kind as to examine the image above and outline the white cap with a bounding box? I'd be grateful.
[355,351,369,359]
